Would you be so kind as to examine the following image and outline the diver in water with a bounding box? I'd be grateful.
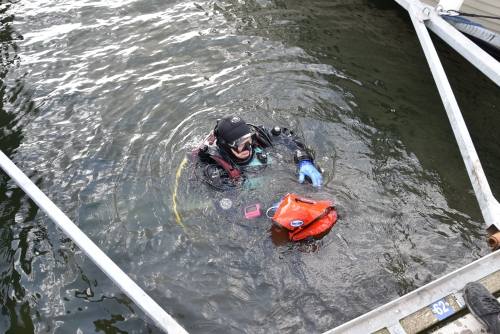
[193,114,322,191]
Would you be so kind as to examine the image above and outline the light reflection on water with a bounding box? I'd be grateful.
[0,0,498,332]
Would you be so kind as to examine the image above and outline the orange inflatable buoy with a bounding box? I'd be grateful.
[272,194,338,242]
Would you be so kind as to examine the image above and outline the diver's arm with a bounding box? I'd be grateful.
[261,125,322,187]
[258,125,313,162]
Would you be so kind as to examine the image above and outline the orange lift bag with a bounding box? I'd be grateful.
[272,194,338,242]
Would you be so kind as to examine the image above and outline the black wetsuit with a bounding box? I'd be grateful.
[192,125,314,191]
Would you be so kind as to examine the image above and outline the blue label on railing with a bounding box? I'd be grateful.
[430,298,454,321]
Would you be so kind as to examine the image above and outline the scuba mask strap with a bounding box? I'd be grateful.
[213,120,222,143]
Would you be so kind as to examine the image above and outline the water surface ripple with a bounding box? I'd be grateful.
[0,0,499,333]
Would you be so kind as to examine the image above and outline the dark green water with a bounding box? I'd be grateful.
[0,0,499,333]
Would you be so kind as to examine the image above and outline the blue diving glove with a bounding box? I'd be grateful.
[298,160,322,188]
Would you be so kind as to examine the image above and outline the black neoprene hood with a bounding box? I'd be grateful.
[215,114,255,164]
[216,114,252,145]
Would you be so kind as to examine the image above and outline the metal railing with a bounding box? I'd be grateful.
[0,150,188,334]
[397,0,500,232]
[324,0,500,332]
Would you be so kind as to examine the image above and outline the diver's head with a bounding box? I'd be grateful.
[215,114,254,163]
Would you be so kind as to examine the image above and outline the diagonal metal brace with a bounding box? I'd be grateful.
[406,2,500,232]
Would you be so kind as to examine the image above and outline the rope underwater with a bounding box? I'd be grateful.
[173,157,188,233]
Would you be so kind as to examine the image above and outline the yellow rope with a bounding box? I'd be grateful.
[173,157,188,233]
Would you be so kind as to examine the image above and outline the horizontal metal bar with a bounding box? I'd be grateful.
[0,150,188,334]
[426,11,500,86]
[395,0,500,87]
